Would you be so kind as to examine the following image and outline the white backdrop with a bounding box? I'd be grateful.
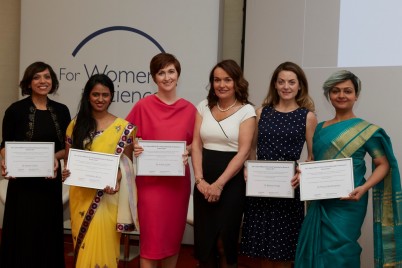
[0,0,223,244]
[244,1,402,267]
[20,0,222,116]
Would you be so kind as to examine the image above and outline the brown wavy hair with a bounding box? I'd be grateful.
[262,61,315,112]
[206,59,251,109]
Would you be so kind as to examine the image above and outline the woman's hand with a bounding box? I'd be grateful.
[341,186,367,201]
[341,155,389,202]
[243,164,248,182]
[1,159,15,180]
[1,158,7,177]
[196,178,221,203]
[291,166,301,188]
[186,144,192,157]
[62,168,71,182]
[182,149,189,166]
[205,182,223,203]
[133,143,144,158]
[104,183,120,194]
[104,169,122,194]
[47,158,59,179]
[196,178,209,195]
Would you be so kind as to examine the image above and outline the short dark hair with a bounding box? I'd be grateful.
[323,70,361,99]
[19,61,59,96]
[149,53,181,82]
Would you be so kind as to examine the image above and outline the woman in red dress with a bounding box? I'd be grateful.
[126,53,196,268]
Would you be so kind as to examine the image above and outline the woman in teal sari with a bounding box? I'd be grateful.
[295,70,402,268]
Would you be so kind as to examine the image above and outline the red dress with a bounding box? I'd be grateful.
[126,94,196,259]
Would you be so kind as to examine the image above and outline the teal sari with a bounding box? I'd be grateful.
[295,118,402,268]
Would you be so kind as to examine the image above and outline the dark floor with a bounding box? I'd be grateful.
[0,227,259,268]
[64,233,198,268]
[63,233,261,268]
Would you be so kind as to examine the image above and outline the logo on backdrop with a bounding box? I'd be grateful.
[57,26,165,104]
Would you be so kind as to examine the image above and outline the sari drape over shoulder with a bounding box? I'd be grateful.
[295,118,402,268]
[66,117,136,268]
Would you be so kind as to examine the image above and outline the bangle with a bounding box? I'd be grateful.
[195,178,203,185]
[215,183,223,191]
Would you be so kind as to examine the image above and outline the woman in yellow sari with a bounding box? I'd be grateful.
[63,74,136,268]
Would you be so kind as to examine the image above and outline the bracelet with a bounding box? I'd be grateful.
[215,184,223,191]
[195,177,204,185]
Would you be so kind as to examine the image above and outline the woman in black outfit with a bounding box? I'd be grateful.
[0,61,71,268]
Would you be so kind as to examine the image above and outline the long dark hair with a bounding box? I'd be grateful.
[206,59,251,109]
[72,74,115,149]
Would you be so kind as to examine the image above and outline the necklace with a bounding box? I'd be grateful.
[217,99,237,112]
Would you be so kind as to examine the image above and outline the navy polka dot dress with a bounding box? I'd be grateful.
[241,106,308,260]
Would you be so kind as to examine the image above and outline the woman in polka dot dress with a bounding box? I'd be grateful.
[240,62,317,268]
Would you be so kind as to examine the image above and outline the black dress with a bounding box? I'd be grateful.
[0,97,70,268]
[241,106,308,261]
[194,149,246,264]
[193,101,256,265]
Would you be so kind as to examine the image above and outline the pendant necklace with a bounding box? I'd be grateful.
[217,99,237,112]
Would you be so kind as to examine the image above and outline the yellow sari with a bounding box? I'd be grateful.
[66,118,136,268]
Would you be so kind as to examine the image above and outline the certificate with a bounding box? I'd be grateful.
[137,140,186,176]
[64,149,120,189]
[246,160,295,198]
[5,142,54,177]
[299,158,354,201]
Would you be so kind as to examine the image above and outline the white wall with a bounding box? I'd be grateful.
[19,0,222,117]
[0,0,247,246]
[244,1,402,267]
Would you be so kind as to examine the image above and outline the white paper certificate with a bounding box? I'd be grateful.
[246,160,295,198]
[299,158,354,201]
[136,140,186,176]
[64,149,120,189]
[5,142,55,177]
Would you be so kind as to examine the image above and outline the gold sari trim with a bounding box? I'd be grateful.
[323,121,379,160]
